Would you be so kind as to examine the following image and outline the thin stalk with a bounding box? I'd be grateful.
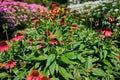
[5,30,9,40]
[90,21,92,31]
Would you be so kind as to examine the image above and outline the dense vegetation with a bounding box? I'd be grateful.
[0,0,120,80]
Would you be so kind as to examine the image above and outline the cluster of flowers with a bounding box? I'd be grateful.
[26,70,50,80]
[0,61,50,80]
[0,0,47,26]
[68,1,100,14]
[0,32,51,80]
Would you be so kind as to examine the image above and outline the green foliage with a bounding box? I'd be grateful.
[0,1,120,80]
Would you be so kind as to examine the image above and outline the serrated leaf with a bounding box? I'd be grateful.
[58,66,73,80]
[92,68,106,76]
[45,54,56,70]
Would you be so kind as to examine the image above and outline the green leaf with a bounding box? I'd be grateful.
[20,52,35,60]
[49,61,56,76]
[31,55,48,61]
[103,50,107,59]
[60,55,73,65]
[79,44,85,50]
[92,57,99,63]
[72,43,80,50]
[51,77,59,80]
[56,64,59,74]
[77,54,86,63]
[103,59,112,68]
[73,69,81,80]
[85,56,93,69]
[92,68,106,76]
[45,54,56,70]
[43,47,49,54]
[65,52,76,59]
[93,46,99,53]
[0,72,9,78]
[13,68,19,75]
[56,46,65,54]
[58,66,73,80]
[100,51,103,59]
[35,63,40,69]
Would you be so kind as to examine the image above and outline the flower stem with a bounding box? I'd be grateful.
[90,21,92,31]
[5,30,9,40]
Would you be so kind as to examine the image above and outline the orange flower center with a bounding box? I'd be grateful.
[32,70,39,76]
[0,41,7,46]
[42,76,49,80]
[29,38,34,41]
[16,33,23,37]
[7,61,13,64]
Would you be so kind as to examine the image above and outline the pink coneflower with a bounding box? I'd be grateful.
[101,28,112,37]
[0,62,3,69]
[50,18,56,22]
[26,70,42,80]
[31,18,40,23]
[28,38,34,44]
[101,36,106,40]
[58,16,66,26]
[39,76,50,80]
[71,24,77,30]
[50,3,57,7]
[5,60,16,69]
[10,32,25,41]
[117,56,120,60]
[108,17,115,22]
[49,39,58,45]
[39,44,45,49]
[37,38,43,42]
[101,28,112,40]
[43,31,52,36]
[48,35,57,39]
[68,40,72,43]
[61,40,65,45]
[0,41,10,52]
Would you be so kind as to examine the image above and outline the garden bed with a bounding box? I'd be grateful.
[0,0,120,80]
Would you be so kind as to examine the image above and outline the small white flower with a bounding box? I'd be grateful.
[114,9,119,12]
[117,16,120,20]
[116,23,120,26]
